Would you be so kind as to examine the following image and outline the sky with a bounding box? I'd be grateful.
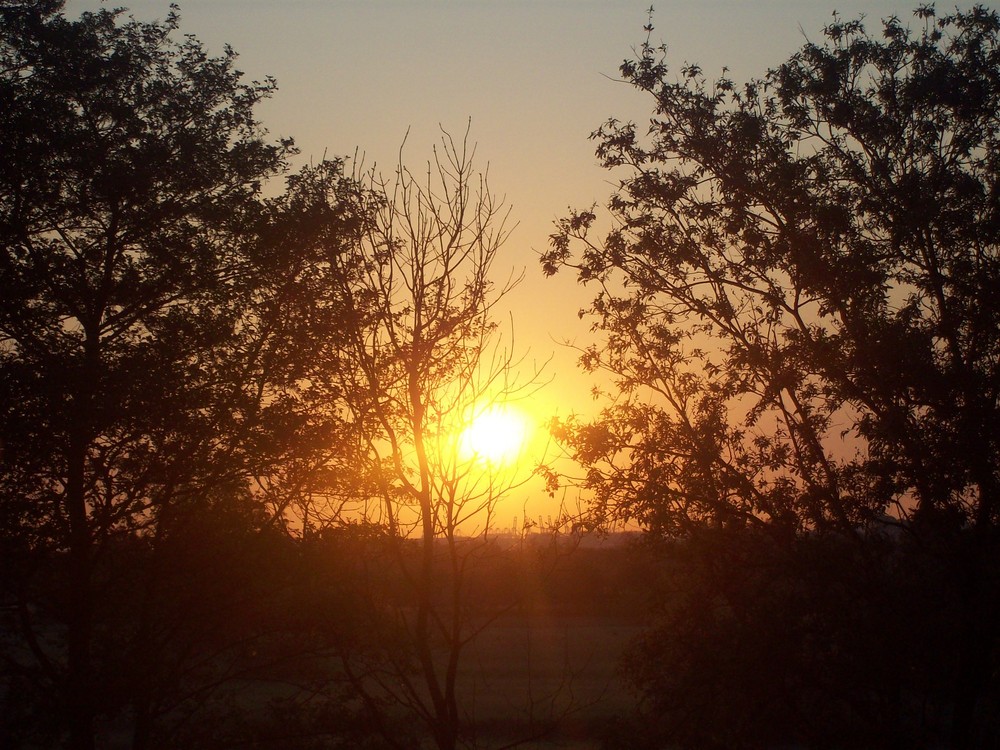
[65,0,932,523]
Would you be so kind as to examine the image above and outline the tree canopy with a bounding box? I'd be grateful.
[543,5,1000,747]
[544,4,1000,539]
[0,4,359,746]
[0,5,537,748]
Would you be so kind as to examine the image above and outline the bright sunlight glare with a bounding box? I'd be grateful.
[458,405,530,467]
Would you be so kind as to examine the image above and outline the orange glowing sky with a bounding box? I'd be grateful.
[66,0,924,522]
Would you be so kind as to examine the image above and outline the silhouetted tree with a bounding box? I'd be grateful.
[0,4,361,747]
[543,6,1000,748]
[300,127,542,750]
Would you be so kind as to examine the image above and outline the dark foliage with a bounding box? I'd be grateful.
[543,6,1000,748]
[608,528,1000,749]
[0,3,368,747]
[1,517,389,748]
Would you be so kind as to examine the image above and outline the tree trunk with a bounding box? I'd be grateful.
[65,432,95,750]
[131,706,153,750]
[949,534,996,750]
[65,330,98,750]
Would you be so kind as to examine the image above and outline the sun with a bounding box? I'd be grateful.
[458,405,529,466]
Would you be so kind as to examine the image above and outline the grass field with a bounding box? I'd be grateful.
[444,612,643,748]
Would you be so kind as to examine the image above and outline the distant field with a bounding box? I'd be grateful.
[139,610,645,749]
[452,613,643,748]
[178,613,643,749]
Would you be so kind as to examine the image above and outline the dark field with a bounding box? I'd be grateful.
[214,612,641,750]
[449,613,642,747]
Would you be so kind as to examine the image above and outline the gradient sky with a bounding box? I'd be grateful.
[65,0,928,522]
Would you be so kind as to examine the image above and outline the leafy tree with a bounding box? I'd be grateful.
[0,3,359,747]
[543,6,1000,748]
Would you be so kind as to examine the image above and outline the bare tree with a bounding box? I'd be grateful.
[308,125,543,750]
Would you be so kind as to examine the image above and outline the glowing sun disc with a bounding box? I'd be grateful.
[459,405,528,465]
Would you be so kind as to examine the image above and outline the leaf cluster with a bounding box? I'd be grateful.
[543,4,1000,537]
